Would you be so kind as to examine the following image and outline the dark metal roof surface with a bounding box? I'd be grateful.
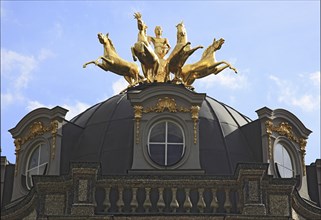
[61,86,262,175]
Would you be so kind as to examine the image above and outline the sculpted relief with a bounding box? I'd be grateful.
[83,12,237,89]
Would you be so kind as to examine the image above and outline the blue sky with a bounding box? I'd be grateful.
[1,1,320,165]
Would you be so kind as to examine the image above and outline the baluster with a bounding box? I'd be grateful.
[103,187,111,212]
[143,187,152,212]
[197,188,206,213]
[210,188,218,213]
[183,188,192,213]
[170,187,179,212]
[236,188,243,213]
[130,187,138,212]
[94,192,98,210]
[224,188,232,213]
[157,187,166,212]
[116,187,124,212]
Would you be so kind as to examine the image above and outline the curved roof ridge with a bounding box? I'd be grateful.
[220,103,242,128]
[209,96,252,123]
[70,102,101,124]
[97,94,129,161]
[204,98,233,174]
[70,94,124,127]
[69,94,126,159]
[205,96,238,127]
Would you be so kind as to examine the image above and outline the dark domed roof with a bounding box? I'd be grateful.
[60,85,263,175]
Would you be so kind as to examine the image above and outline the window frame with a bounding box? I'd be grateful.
[274,142,294,178]
[147,119,186,167]
[25,142,50,189]
[272,137,301,180]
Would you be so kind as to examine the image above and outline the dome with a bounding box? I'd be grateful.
[60,84,263,175]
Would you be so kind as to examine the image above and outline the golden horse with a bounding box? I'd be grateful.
[83,33,141,87]
[181,38,237,86]
[131,12,159,83]
[167,21,203,82]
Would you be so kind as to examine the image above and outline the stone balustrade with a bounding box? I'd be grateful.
[2,163,307,219]
[95,175,241,214]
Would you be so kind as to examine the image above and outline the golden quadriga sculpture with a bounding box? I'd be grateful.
[83,12,237,89]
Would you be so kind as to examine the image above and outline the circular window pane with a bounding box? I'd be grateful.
[274,143,294,178]
[167,144,184,165]
[167,123,183,143]
[150,123,165,142]
[28,147,40,169]
[149,144,165,165]
[148,121,185,166]
[26,143,49,189]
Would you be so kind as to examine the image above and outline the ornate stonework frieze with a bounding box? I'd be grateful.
[13,120,59,175]
[190,106,201,144]
[142,97,190,113]
[133,97,200,144]
[265,120,307,175]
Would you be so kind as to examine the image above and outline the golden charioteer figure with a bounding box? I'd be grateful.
[83,12,237,89]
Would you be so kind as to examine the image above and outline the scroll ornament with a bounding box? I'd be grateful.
[134,97,200,144]
[265,120,307,175]
[13,120,59,175]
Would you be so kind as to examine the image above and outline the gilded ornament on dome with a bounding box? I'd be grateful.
[13,120,60,175]
[83,12,237,90]
[155,97,177,112]
[132,97,200,144]
[265,120,308,175]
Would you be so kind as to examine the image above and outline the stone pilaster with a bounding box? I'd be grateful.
[70,163,99,216]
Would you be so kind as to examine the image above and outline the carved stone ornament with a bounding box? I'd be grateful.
[83,12,237,90]
[265,120,307,175]
[13,120,59,175]
[134,97,200,144]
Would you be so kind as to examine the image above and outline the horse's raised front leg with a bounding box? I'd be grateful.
[210,61,237,75]
[83,56,104,68]
[229,65,238,73]
[221,61,237,74]
[83,60,96,68]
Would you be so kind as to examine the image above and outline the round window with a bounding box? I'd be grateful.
[148,121,185,166]
[26,143,49,189]
[274,143,294,178]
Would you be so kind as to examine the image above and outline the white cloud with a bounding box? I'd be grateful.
[309,71,320,86]
[1,93,14,107]
[1,48,55,109]
[62,102,91,120]
[38,48,55,61]
[26,100,91,120]
[26,100,53,112]
[196,68,247,90]
[291,95,319,112]
[1,49,37,89]
[112,78,128,95]
[269,73,320,112]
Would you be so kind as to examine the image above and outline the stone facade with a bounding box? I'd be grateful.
[1,162,320,219]
[1,84,320,219]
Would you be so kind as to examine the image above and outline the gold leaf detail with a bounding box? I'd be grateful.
[265,120,307,175]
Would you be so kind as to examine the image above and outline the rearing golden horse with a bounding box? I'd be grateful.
[131,12,159,83]
[167,21,203,82]
[83,33,141,87]
[181,38,237,86]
